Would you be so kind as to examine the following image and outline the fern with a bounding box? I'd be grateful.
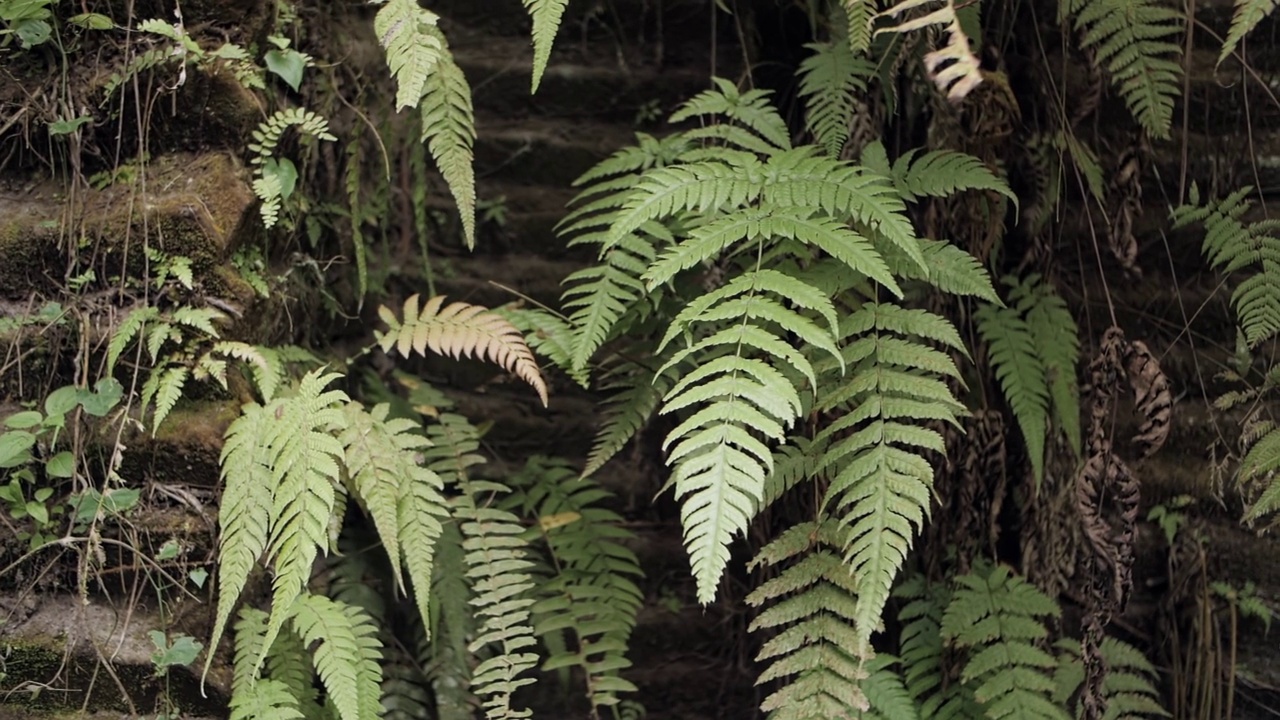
[204,370,350,684]
[844,0,877,54]
[1219,0,1277,65]
[746,520,870,717]
[976,274,1080,485]
[582,358,678,478]
[815,302,967,658]
[1059,0,1183,138]
[797,37,874,157]
[669,78,792,152]
[507,457,643,710]
[425,413,540,719]
[888,146,1019,208]
[289,594,385,720]
[248,108,337,228]
[429,520,480,720]
[941,562,1070,720]
[339,402,447,629]
[896,575,984,719]
[140,366,189,431]
[523,0,569,92]
[1053,637,1169,719]
[418,28,477,249]
[374,0,443,110]
[376,294,549,406]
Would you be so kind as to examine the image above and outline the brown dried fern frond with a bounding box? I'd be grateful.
[376,294,549,406]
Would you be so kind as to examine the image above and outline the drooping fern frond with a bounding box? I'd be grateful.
[941,562,1070,720]
[418,28,477,249]
[522,0,569,92]
[844,0,878,54]
[1059,0,1183,138]
[424,413,539,719]
[797,37,874,157]
[746,520,870,717]
[377,294,548,406]
[373,0,443,111]
[1010,275,1081,456]
[429,520,480,720]
[976,296,1051,487]
[204,371,350,685]
[231,608,321,720]
[815,302,968,658]
[1219,0,1278,65]
[1053,637,1169,719]
[507,457,643,710]
[889,146,1019,208]
[339,402,447,629]
[289,594,385,720]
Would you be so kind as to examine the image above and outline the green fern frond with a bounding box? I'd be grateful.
[289,594,385,720]
[428,520,479,720]
[583,358,677,477]
[844,0,877,54]
[508,457,642,709]
[418,31,478,249]
[1219,0,1277,65]
[523,0,569,92]
[797,38,873,157]
[501,308,589,387]
[229,678,305,720]
[248,108,337,229]
[896,575,984,719]
[561,235,656,373]
[141,366,189,433]
[890,148,1018,209]
[976,299,1051,486]
[816,302,967,658]
[747,519,871,717]
[876,0,984,102]
[107,306,159,372]
[941,562,1069,720]
[1009,275,1081,456]
[861,654,920,720]
[425,413,539,719]
[1053,637,1169,719]
[210,341,287,402]
[339,402,446,627]
[1174,185,1280,347]
[669,77,792,151]
[377,294,549,406]
[374,0,443,110]
[1060,0,1183,138]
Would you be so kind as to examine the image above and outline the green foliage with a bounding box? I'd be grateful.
[746,520,869,717]
[941,562,1069,720]
[797,37,874,157]
[976,274,1081,485]
[523,0,569,92]
[1059,0,1183,138]
[1219,0,1278,65]
[374,0,443,111]
[1053,637,1169,719]
[507,457,643,710]
[425,413,540,719]
[248,108,337,228]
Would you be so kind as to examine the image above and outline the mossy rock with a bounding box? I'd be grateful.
[0,152,255,301]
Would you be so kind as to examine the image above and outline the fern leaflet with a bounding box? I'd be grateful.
[1219,0,1277,65]
[1060,0,1183,138]
[289,594,385,720]
[377,294,549,405]
[797,38,873,157]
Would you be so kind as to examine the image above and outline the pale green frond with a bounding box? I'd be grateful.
[290,594,385,720]
[746,519,871,718]
[147,366,189,433]
[606,158,765,246]
[1219,0,1278,65]
[170,306,225,337]
[976,301,1050,486]
[797,38,873,157]
[377,294,548,406]
[417,33,477,249]
[669,77,792,151]
[844,0,877,53]
[204,402,276,687]
[523,0,568,91]
[374,0,442,110]
[229,678,305,720]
